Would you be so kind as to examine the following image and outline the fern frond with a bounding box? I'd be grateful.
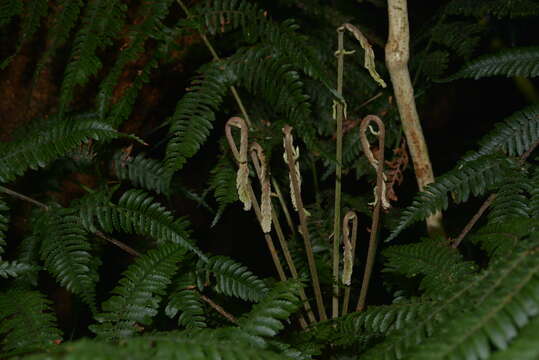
[0,260,36,278]
[383,239,477,296]
[412,50,450,80]
[488,176,531,223]
[442,46,539,82]
[0,289,62,357]
[97,0,173,119]
[360,239,539,360]
[445,0,539,19]
[386,155,519,242]
[0,0,48,69]
[33,0,84,79]
[238,280,301,347]
[461,104,539,163]
[58,0,126,116]
[77,189,205,260]
[200,255,269,302]
[37,208,99,312]
[24,333,291,359]
[0,0,22,28]
[163,61,236,176]
[90,243,185,340]
[111,151,170,195]
[400,240,539,360]
[431,21,482,58]
[528,168,539,218]
[0,118,141,183]
[165,272,207,329]
[208,154,238,226]
[489,315,539,360]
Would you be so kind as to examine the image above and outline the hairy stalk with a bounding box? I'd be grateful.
[357,115,386,312]
[0,185,140,257]
[199,293,238,324]
[341,211,358,315]
[331,26,345,319]
[283,125,328,321]
[272,177,296,236]
[250,144,315,325]
[385,0,443,236]
[225,117,288,283]
[176,0,251,127]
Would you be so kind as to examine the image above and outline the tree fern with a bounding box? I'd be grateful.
[199,255,269,302]
[487,177,531,224]
[58,0,126,117]
[77,189,205,259]
[0,289,62,357]
[461,104,539,164]
[237,280,302,347]
[111,151,170,195]
[528,167,539,218]
[431,22,483,59]
[386,155,520,242]
[37,208,99,312]
[0,260,35,278]
[383,239,477,297]
[91,243,185,340]
[166,272,207,329]
[0,0,48,69]
[0,117,142,183]
[471,218,536,259]
[442,47,539,82]
[489,315,539,360]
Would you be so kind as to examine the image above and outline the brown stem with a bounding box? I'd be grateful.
[385,0,443,236]
[357,115,385,312]
[283,125,328,321]
[199,293,238,324]
[250,144,316,325]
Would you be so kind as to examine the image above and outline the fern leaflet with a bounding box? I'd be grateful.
[165,272,207,329]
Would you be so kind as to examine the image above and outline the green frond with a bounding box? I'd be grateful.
[0,0,22,27]
[383,239,477,296]
[58,0,126,117]
[237,280,302,347]
[412,50,449,80]
[0,118,141,183]
[444,0,539,19]
[461,104,539,163]
[471,217,536,259]
[199,256,269,302]
[0,289,62,357]
[528,168,539,218]
[360,239,539,360]
[442,46,539,82]
[431,22,483,58]
[163,61,236,176]
[399,240,539,360]
[90,243,185,341]
[0,260,36,278]
[0,0,48,69]
[489,315,539,360]
[97,0,173,119]
[336,300,434,337]
[488,176,531,224]
[165,272,207,329]
[24,333,292,360]
[0,196,8,256]
[33,0,84,79]
[106,55,160,128]
[386,155,519,242]
[111,152,170,195]
[208,154,238,227]
[37,208,99,312]
[77,189,205,260]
